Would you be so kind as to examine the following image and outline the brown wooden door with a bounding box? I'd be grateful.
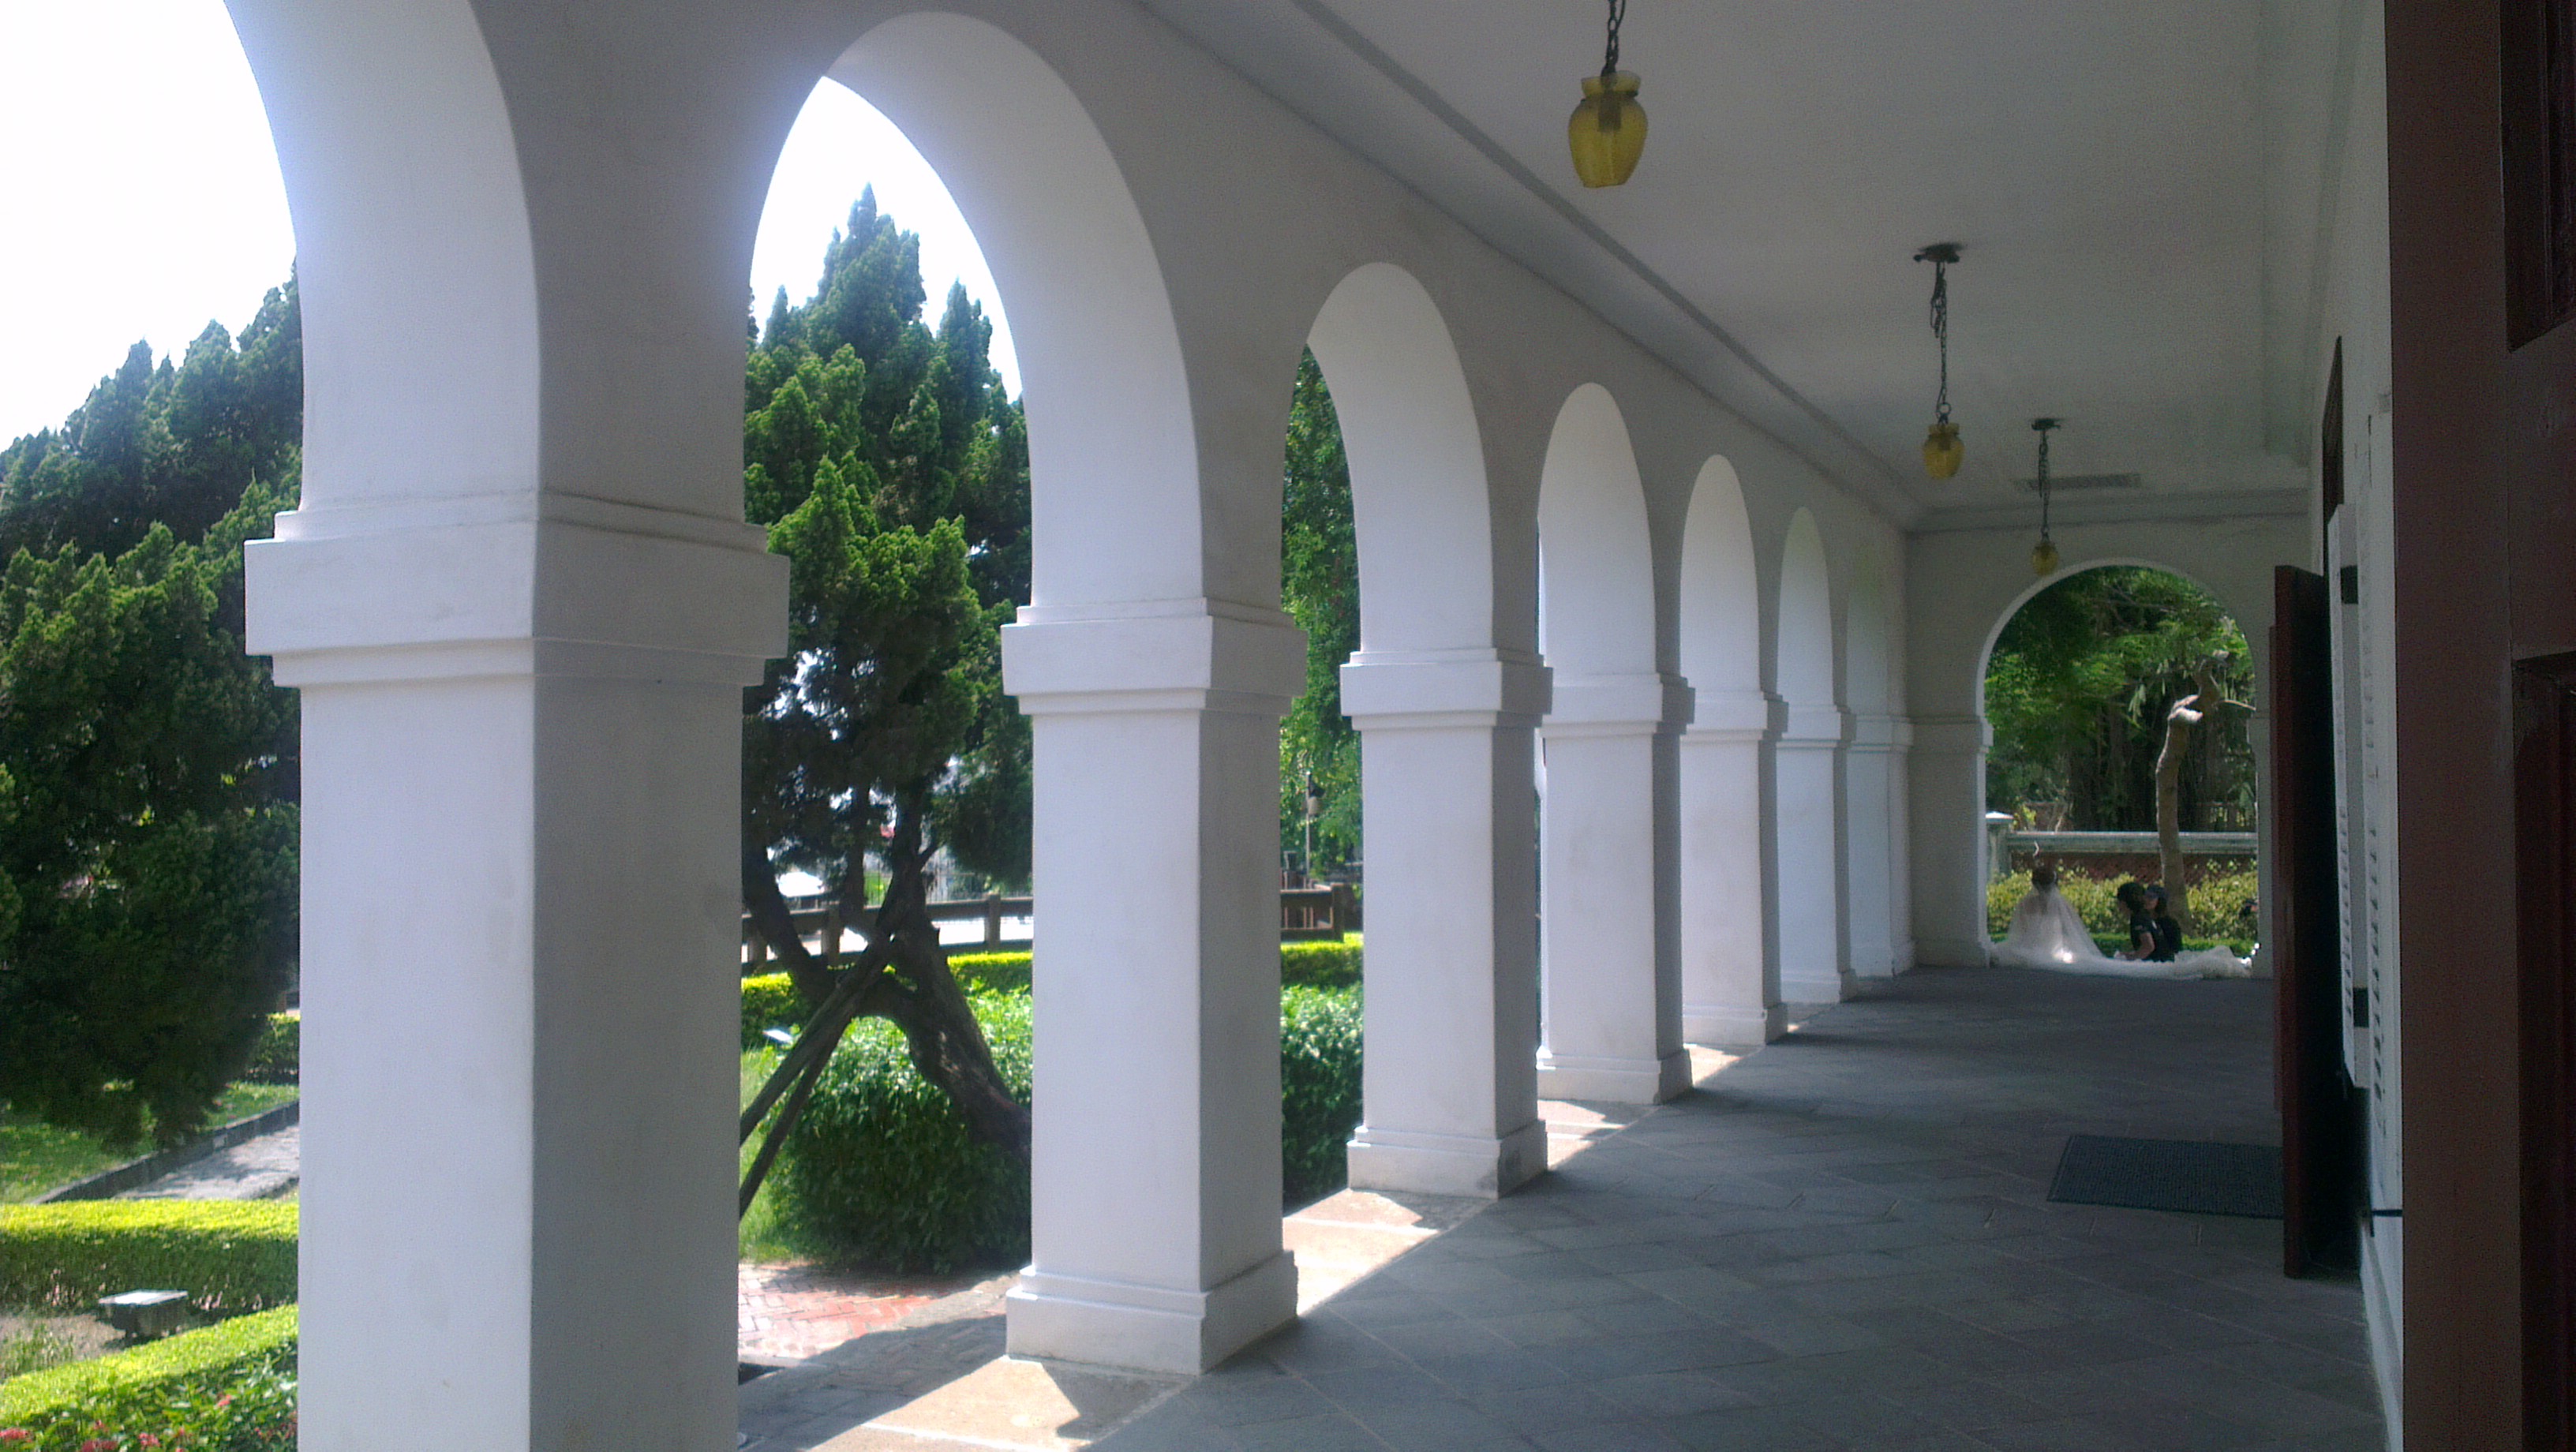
[2273,564,2355,1275]
[2518,653,2576,1450]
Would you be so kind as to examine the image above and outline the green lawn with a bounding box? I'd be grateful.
[0,1084,301,1203]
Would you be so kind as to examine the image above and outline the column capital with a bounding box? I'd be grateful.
[245,492,788,687]
[1845,712,1911,754]
[1340,648,1549,730]
[1002,598,1305,717]
[1543,671,1693,739]
[1908,714,1992,755]
[1773,701,1848,748]
[1684,687,1769,743]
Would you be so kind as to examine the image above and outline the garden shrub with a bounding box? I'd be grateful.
[769,985,1367,1272]
[1280,986,1363,1204]
[0,1203,297,1315]
[945,952,1031,996]
[739,973,805,1050]
[241,1013,297,1086]
[743,937,1366,1045]
[0,1304,295,1450]
[1282,937,1362,990]
[774,994,1033,1273]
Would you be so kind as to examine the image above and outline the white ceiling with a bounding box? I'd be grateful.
[1144,0,2361,526]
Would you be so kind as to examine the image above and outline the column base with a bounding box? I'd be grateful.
[1536,1049,1689,1104]
[1346,1121,1546,1198]
[1005,1250,1297,1374]
[1683,1003,1785,1046]
[1780,971,1848,1005]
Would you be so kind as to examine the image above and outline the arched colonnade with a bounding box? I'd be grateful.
[222,0,1911,1439]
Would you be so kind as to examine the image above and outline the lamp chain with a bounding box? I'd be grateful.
[1603,0,1626,76]
[2036,422,2054,541]
[1929,260,1951,426]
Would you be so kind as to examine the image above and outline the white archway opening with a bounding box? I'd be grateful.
[1533,384,1686,1103]
[1676,458,1776,1043]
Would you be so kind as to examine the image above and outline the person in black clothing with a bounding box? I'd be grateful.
[2143,885,2182,962]
[2114,881,2158,960]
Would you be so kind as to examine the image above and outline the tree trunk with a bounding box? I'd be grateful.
[2155,694,2201,936]
[735,799,1031,1219]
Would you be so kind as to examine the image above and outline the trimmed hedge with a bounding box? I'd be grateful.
[0,1203,298,1315]
[769,984,1365,1272]
[241,1013,298,1086]
[742,937,1366,1045]
[0,1305,296,1450]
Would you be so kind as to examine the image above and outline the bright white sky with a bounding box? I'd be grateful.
[0,1,1017,446]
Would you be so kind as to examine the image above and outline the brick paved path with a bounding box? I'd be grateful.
[739,1263,975,1364]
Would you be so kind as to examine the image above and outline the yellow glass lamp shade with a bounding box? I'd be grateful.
[1569,72,1646,188]
[2031,538,2061,577]
[1922,421,1964,479]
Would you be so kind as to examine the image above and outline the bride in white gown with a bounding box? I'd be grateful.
[1990,866,2251,979]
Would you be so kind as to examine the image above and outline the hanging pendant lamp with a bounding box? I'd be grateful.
[1569,0,1646,188]
[2029,418,2061,576]
[1915,244,1964,479]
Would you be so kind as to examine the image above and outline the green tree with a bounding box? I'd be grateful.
[736,195,1034,1194]
[1983,566,2255,834]
[0,290,305,1148]
[0,282,301,564]
[0,485,300,1147]
[1279,352,1360,878]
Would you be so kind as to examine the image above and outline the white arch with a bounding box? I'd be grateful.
[1679,457,1760,694]
[833,14,1197,608]
[1972,557,2252,703]
[227,0,537,510]
[1676,456,1773,1043]
[1846,563,1892,713]
[1308,264,1492,653]
[1537,384,1655,674]
[1776,508,1836,707]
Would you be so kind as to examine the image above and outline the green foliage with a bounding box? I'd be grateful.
[743,191,1031,896]
[0,1203,297,1315]
[0,480,301,1149]
[739,975,807,1050]
[1279,352,1360,876]
[1281,937,1363,990]
[775,994,1034,1273]
[1984,567,2254,831]
[1280,986,1364,1204]
[0,1304,296,1450]
[0,283,301,565]
[942,952,1030,997]
[240,1015,296,1087]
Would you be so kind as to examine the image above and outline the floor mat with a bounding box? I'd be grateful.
[2047,1133,2284,1218]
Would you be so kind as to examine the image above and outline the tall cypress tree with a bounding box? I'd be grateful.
[736,195,1035,1184]
[0,287,303,1147]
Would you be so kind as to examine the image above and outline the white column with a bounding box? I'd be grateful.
[1679,688,1779,1044]
[247,498,788,1452]
[1905,715,1994,967]
[1772,701,1848,1003]
[1537,672,1692,1102]
[1886,720,1917,971]
[1843,713,1901,979]
[1339,651,1550,1196]
[999,601,1306,1375]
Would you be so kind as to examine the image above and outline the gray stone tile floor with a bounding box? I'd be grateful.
[1097,964,2386,1452]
